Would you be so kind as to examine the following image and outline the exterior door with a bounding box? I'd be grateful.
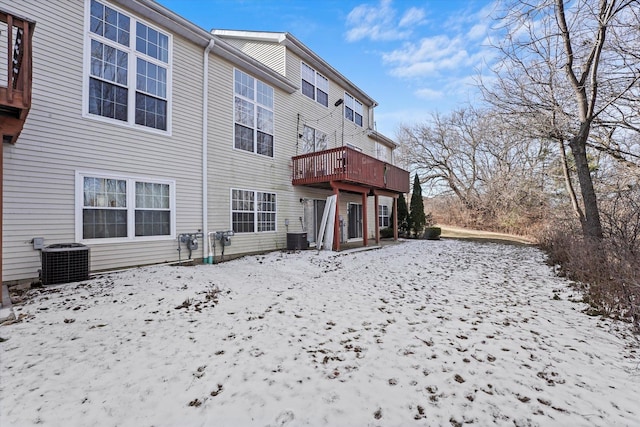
[348,203,363,239]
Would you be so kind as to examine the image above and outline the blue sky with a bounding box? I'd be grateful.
[156,0,497,138]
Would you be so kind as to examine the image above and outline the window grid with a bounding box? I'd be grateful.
[302,125,327,153]
[344,92,363,127]
[80,174,173,241]
[316,74,329,107]
[90,0,130,46]
[135,182,170,237]
[354,99,363,127]
[136,21,169,63]
[379,205,390,228]
[344,93,354,122]
[87,0,170,131]
[231,189,276,233]
[301,62,329,107]
[234,69,274,157]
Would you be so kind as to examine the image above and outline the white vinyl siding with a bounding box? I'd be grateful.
[76,171,176,243]
[85,0,172,132]
[218,38,286,76]
[2,0,204,282]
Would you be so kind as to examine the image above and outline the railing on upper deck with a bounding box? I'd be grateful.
[292,146,410,194]
[1,9,35,143]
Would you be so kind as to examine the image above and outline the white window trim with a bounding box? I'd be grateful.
[301,62,329,107]
[302,124,328,153]
[75,170,176,244]
[230,188,278,234]
[233,68,276,158]
[82,0,173,135]
[344,91,363,127]
[379,204,390,228]
[376,142,389,161]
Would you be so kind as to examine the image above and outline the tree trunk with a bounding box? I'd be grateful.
[558,139,585,225]
[569,132,604,239]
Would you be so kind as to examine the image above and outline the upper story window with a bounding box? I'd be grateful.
[344,92,363,127]
[301,62,328,107]
[376,142,389,162]
[86,0,171,131]
[234,69,274,157]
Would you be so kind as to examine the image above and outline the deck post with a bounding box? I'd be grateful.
[362,192,368,247]
[393,195,398,240]
[333,187,340,251]
[374,193,379,244]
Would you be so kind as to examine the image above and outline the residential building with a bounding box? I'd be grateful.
[0,0,409,297]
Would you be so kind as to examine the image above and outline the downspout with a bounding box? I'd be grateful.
[202,39,215,262]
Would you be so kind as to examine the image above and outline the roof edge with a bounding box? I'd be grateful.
[368,129,397,148]
[212,29,379,108]
[115,0,211,46]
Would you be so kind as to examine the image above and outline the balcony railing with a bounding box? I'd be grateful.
[1,10,35,144]
[292,146,410,193]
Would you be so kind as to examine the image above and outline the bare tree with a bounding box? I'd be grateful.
[397,108,484,211]
[397,107,550,233]
[482,0,640,239]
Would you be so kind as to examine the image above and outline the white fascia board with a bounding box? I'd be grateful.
[211,29,286,44]
[368,130,398,148]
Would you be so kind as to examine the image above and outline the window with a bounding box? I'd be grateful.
[301,125,327,154]
[301,62,329,107]
[234,69,274,157]
[344,92,363,127]
[376,142,389,162]
[379,205,390,228]
[231,189,277,233]
[86,0,170,131]
[77,172,174,241]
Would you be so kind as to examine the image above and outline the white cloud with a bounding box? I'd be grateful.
[389,61,438,78]
[415,87,443,99]
[399,7,426,27]
[384,36,474,79]
[382,36,460,65]
[467,23,488,40]
[345,0,426,42]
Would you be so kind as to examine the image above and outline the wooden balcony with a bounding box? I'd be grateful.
[1,10,35,144]
[292,146,410,194]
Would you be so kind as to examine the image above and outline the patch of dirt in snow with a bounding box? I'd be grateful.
[1,240,639,427]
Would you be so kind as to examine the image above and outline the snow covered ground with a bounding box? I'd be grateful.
[1,239,639,426]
